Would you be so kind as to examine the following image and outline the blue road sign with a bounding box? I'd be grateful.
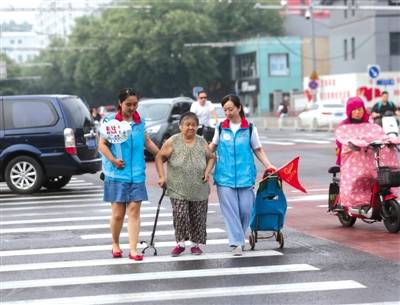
[308,80,318,90]
[192,86,204,99]
[377,79,395,86]
[368,65,380,79]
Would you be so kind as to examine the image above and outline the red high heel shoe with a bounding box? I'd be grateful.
[128,253,144,261]
[111,249,123,258]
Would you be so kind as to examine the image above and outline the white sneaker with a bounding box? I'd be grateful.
[232,246,242,256]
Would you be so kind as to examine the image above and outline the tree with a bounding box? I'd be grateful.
[25,0,283,105]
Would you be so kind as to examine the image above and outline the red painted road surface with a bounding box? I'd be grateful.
[146,164,400,262]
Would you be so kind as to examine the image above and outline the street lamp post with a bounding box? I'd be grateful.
[307,2,318,102]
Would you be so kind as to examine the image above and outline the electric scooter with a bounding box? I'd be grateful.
[328,139,400,233]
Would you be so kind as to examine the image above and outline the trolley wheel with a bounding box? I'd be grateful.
[276,231,284,249]
[249,231,256,250]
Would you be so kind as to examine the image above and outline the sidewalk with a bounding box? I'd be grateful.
[250,115,336,132]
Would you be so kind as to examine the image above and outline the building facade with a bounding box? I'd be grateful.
[231,36,303,114]
[329,0,400,74]
[0,32,43,63]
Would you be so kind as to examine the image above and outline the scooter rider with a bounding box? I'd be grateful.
[370,91,400,125]
[190,90,219,142]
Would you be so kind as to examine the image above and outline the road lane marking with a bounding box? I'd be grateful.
[292,139,331,144]
[0,264,318,290]
[0,281,365,305]
[0,203,152,212]
[1,214,172,225]
[3,209,112,218]
[80,227,224,239]
[340,303,400,305]
[0,249,282,272]
[0,239,232,257]
[0,189,103,198]
[0,193,103,202]
[2,211,216,225]
[0,218,170,234]
[290,188,328,193]
[287,194,328,202]
[260,140,295,146]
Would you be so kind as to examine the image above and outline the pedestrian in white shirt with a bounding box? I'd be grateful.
[190,90,219,142]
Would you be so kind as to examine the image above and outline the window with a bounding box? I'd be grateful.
[170,104,181,115]
[351,0,355,16]
[344,0,348,18]
[4,100,58,129]
[351,37,355,59]
[390,32,400,55]
[269,53,289,76]
[59,97,92,131]
[181,102,191,113]
[10,39,15,44]
[344,39,348,61]
[235,53,257,79]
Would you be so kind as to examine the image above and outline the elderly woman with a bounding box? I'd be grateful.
[156,112,215,256]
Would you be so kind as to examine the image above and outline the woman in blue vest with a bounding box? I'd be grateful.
[99,88,159,261]
[209,94,276,256]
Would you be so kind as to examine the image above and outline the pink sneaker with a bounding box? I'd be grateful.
[171,245,185,257]
[190,246,203,255]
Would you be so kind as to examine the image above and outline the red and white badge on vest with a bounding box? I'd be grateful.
[99,119,131,144]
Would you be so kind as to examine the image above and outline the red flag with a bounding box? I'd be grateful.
[263,156,307,193]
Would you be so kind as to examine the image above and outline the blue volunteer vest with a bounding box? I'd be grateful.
[102,116,146,183]
[214,120,256,188]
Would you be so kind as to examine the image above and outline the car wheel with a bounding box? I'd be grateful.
[5,156,44,194]
[43,176,72,190]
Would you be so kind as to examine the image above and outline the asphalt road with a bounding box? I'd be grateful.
[0,128,399,305]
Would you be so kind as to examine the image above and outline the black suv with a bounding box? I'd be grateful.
[0,95,102,194]
[137,97,193,158]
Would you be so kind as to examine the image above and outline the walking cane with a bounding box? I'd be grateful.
[141,187,166,256]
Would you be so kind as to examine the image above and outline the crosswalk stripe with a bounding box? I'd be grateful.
[0,249,282,272]
[0,264,318,290]
[0,193,103,202]
[292,139,331,144]
[1,194,132,206]
[290,188,327,193]
[0,239,231,257]
[63,182,94,186]
[0,197,104,206]
[287,194,327,202]
[0,202,152,212]
[0,189,103,198]
[261,140,295,146]
[80,227,224,239]
[0,218,171,234]
[3,209,112,218]
[340,303,400,305]
[0,281,365,305]
[1,214,172,224]
[1,211,216,225]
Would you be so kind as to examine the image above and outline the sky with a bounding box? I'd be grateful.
[0,0,42,23]
[0,0,111,25]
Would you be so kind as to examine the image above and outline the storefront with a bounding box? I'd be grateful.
[231,36,303,114]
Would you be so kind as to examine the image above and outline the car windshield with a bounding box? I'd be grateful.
[138,103,171,121]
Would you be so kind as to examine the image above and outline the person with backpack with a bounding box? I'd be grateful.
[209,94,276,256]
[371,91,400,125]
